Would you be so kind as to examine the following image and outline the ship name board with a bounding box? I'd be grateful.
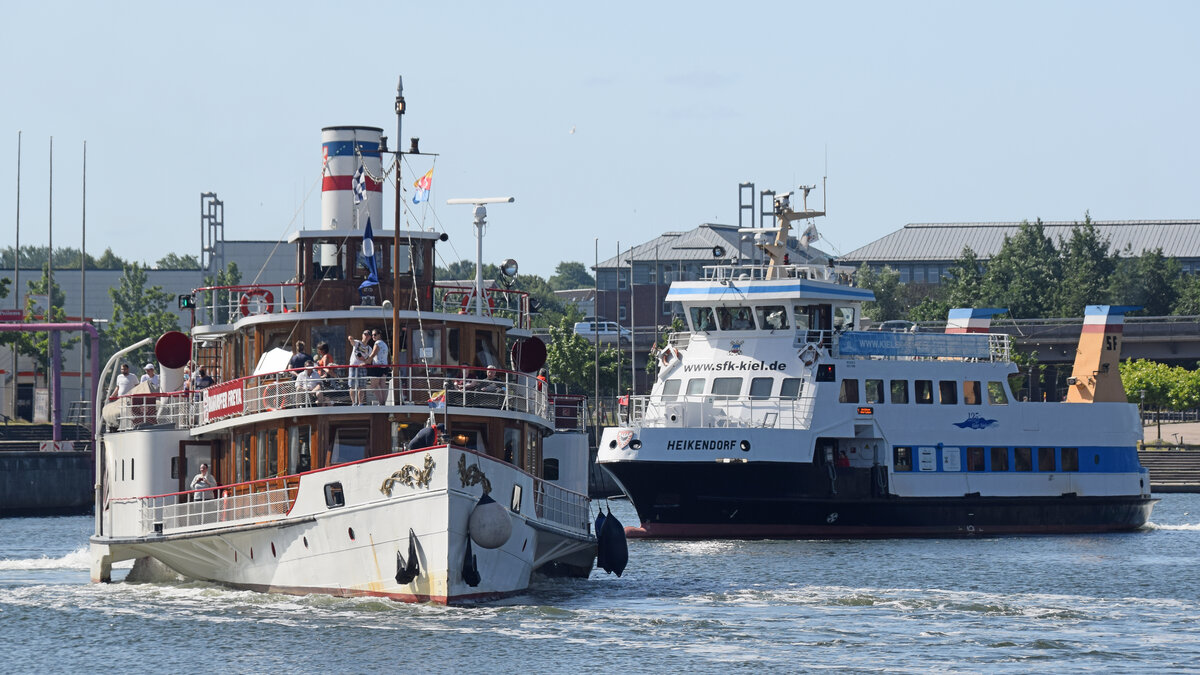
[666,439,741,451]
[203,381,245,421]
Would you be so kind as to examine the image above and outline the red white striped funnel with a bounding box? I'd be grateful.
[321,126,384,265]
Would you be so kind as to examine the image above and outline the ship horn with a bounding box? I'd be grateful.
[395,528,421,584]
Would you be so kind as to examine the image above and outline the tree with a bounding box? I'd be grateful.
[200,262,242,325]
[0,265,80,380]
[548,261,595,290]
[545,316,620,395]
[1109,248,1180,316]
[980,219,1060,319]
[103,263,180,366]
[855,264,904,322]
[93,248,127,270]
[1120,358,1177,440]
[1173,275,1200,315]
[156,253,201,270]
[943,246,986,309]
[1053,214,1115,317]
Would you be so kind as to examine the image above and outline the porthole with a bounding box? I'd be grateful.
[631,440,642,449]
[609,439,617,448]
[348,527,356,541]
[271,543,277,557]
[740,440,751,452]
[250,548,254,559]
[303,536,309,549]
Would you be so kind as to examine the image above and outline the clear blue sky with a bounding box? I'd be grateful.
[2,1,1198,279]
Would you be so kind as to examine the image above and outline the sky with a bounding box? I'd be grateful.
[2,1,1199,279]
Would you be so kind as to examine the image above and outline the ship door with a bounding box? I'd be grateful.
[178,440,217,497]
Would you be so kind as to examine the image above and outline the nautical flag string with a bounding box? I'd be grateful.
[359,217,379,291]
[412,168,433,204]
[352,163,367,204]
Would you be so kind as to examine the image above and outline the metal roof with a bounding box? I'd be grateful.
[596,223,830,268]
[840,220,1200,263]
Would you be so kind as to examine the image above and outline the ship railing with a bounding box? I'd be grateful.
[104,392,202,431]
[549,395,588,433]
[666,332,691,350]
[626,393,815,430]
[121,479,296,536]
[701,263,858,284]
[432,284,531,329]
[189,283,303,325]
[533,477,591,533]
[822,330,1013,362]
[196,363,550,426]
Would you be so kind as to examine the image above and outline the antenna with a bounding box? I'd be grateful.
[823,145,828,213]
[447,197,515,316]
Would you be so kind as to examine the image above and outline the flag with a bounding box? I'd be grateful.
[800,223,820,247]
[352,164,367,204]
[618,395,629,406]
[428,390,446,409]
[412,168,433,204]
[359,217,379,291]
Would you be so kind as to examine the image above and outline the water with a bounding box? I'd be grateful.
[3,497,1200,674]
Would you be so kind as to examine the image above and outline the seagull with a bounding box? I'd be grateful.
[569,126,576,135]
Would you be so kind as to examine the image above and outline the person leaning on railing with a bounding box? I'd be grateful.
[190,463,218,501]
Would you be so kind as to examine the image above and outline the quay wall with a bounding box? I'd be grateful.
[0,451,93,515]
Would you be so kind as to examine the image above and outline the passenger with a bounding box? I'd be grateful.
[347,331,370,404]
[194,367,215,390]
[731,309,752,330]
[190,462,218,500]
[369,329,390,405]
[410,422,444,450]
[289,340,310,372]
[140,364,160,390]
[111,363,139,398]
[835,449,850,468]
[294,360,324,405]
[315,342,335,379]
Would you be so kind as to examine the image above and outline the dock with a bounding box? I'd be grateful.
[1141,422,1200,493]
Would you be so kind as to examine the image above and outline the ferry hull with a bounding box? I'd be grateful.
[606,461,1156,538]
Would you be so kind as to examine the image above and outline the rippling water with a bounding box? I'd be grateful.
[2,496,1199,673]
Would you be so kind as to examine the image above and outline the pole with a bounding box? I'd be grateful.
[48,136,54,430]
[11,131,19,421]
[615,240,621,399]
[392,77,404,405]
[629,246,635,396]
[593,238,599,427]
[80,141,87,405]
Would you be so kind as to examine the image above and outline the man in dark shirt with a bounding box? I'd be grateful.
[289,340,311,371]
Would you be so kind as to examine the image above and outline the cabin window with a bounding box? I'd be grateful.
[690,307,717,332]
[716,306,755,331]
[543,458,560,481]
[991,447,1009,471]
[939,381,958,405]
[171,456,181,480]
[415,329,441,362]
[967,447,986,471]
[815,364,836,382]
[839,379,860,404]
[311,325,348,364]
[749,377,773,399]
[330,427,369,465]
[780,378,804,399]
[324,482,345,508]
[712,377,742,396]
[662,302,673,316]
[686,378,706,396]
[893,446,913,471]
[1038,447,1056,472]
[963,381,982,405]
[792,306,812,332]
[1014,447,1033,471]
[256,430,268,481]
[131,459,135,481]
[524,428,538,475]
[1062,447,1079,471]
[661,379,682,401]
[865,379,884,404]
[268,431,279,477]
[289,426,311,474]
[890,380,909,404]
[834,306,856,332]
[987,381,1009,405]
[238,433,251,483]
[756,305,789,330]
[510,484,523,513]
[475,332,500,369]
[447,328,461,363]
[504,427,522,465]
[915,380,933,404]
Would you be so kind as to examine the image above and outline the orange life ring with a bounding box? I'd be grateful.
[460,290,496,315]
[239,288,275,317]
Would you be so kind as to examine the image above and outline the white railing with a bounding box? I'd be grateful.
[130,484,295,536]
[190,283,303,325]
[626,393,816,430]
[432,284,531,328]
[549,395,588,433]
[534,478,591,533]
[701,263,858,283]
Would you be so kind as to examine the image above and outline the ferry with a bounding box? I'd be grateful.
[597,189,1156,537]
[89,88,596,603]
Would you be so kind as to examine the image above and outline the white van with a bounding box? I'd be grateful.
[573,320,633,344]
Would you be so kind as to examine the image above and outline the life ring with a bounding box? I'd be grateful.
[799,343,820,367]
[239,288,275,317]
[219,490,230,521]
[657,347,683,380]
[460,290,496,315]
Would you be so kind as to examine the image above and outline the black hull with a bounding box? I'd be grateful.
[604,460,1157,538]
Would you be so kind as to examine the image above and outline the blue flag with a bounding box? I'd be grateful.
[359,217,379,291]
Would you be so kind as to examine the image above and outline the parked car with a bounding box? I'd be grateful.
[573,320,633,343]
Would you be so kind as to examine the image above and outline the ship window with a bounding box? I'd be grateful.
[686,378,706,396]
[834,306,856,332]
[865,379,884,404]
[749,377,773,399]
[1014,447,1033,471]
[289,426,311,474]
[690,307,717,332]
[893,446,913,471]
[415,329,441,363]
[712,377,742,396]
[1062,447,1079,471]
[890,380,909,404]
[330,427,369,466]
[268,430,279,477]
[991,447,1009,471]
[967,447,986,471]
[505,427,522,465]
[661,379,682,401]
[542,458,560,481]
[447,328,460,363]
[963,381,982,405]
[939,381,958,404]
[839,379,860,404]
[780,378,804,398]
[756,305,789,330]
[915,380,933,404]
[256,430,268,481]
[324,482,345,508]
[987,381,1009,405]
[792,306,811,332]
[171,456,180,479]
[1038,447,1056,472]
[815,364,836,382]
[717,306,755,331]
[238,433,251,483]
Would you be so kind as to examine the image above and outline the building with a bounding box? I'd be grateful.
[840,220,1200,284]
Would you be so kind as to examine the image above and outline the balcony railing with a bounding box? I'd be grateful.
[625,393,816,430]
[190,283,303,325]
[534,477,591,532]
[432,284,530,328]
[549,395,587,433]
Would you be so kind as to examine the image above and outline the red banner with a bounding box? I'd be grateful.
[203,380,244,422]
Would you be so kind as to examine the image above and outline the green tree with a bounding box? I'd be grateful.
[103,263,180,366]
[93,248,127,270]
[200,262,242,325]
[1121,358,1176,440]
[548,261,595,290]
[1173,275,1200,315]
[1109,248,1180,316]
[980,219,1060,319]
[0,265,80,379]
[1053,214,1115,317]
[943,246,986,309]
[155,253,201,270]
[907,296,951,322]
[545,316,619,395]
[855,264,904,322]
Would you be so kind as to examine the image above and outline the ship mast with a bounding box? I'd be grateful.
[738,185,825,280]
